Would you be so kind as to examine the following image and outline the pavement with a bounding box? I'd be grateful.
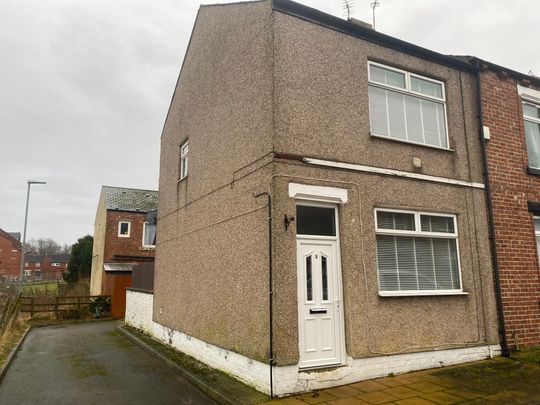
[0,320,217,405]
[261,352,540,405]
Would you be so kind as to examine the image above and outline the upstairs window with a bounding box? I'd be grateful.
[51,263,60,267]
[523,102,540,170]
[179,141,189,180]
[142,222,157,248]
[368,62,448,149]
[375,209,462,295]
[118,221,131,237]
[36,262,40,268]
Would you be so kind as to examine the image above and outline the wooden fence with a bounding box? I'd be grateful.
[0,294,22,340]
[20,295,111,318]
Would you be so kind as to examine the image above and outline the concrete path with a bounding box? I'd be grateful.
[0,321,217,405]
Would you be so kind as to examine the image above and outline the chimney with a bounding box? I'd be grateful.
[348,17,373,30]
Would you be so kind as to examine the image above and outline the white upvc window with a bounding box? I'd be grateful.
[534,217,540,265]
[118,221,131,237]
[142,222,157,248]
[523,101,540,170]
[35,262,40,268]
[52,263,60,267]
[368,61,449,149]
[179,141,188,180]
[375,208,464,296]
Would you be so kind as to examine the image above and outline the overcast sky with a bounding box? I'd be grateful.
[1,0,538,246]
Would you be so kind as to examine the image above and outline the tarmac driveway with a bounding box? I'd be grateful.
[0,321,217,405]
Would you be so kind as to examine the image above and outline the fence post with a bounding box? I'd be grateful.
[30,297,35,317]
[77,296,81,317]
[55,296,59,319]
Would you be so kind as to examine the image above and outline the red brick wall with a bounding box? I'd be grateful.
[482,69,540,348]
[103,211,155,262]
[0,233,21,281]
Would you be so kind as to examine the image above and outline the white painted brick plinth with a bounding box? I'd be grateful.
[125,290,501,397]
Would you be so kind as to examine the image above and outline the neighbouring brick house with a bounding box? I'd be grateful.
[90,186,158,319]
[0,229,22,282]
[24,254,69,282]
[468,58,540,349]
[126,0,502,396]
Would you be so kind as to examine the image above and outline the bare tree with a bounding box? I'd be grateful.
[24,238,62,255]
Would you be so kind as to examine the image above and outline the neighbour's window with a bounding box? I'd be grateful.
[375,209,461,295]
[368,62,448,149]
[36,262,40,268]
[523,102,540,170]
[24,262,28,267]
[180,141,189,180]
[51,263,60,267]
[534,217,540,266]
[118,221,131,237]
[142,222,157,248]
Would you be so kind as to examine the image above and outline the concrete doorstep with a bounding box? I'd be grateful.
[117,324,270,405]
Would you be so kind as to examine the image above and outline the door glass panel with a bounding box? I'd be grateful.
[297,206,336,236]
[306,255,313,301]
[321,256,328,301]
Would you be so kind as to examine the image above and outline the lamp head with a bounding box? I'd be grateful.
[27,180,47,185]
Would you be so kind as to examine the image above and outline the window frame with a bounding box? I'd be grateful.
[118,221,131,238]
[367,61,451,150]
[179,140,189,181]
[374,208,466,297]
[533,216,540,266]
[523,100,540,170]
[142,221,156,248]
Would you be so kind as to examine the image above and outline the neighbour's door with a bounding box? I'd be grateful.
[296,204,344,369]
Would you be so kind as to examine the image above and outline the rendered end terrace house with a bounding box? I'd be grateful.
[128,0,502,396]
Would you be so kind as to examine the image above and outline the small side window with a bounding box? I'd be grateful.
[118,221,131,237]
[179,141,189,180]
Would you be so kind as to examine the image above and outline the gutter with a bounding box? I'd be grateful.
[474,63,510,356]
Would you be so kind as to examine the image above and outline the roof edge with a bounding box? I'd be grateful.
[468,56,540,88]
[271,0,474,72]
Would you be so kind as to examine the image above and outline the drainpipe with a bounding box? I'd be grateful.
[474,62,510,357]
[254,192,274,397]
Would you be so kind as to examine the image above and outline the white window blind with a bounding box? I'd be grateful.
[368,62,448,149]
[375,209,461,295]
[143,222,157,247]
[523,102,540,169]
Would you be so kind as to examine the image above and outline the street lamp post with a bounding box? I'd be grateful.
[18,180,46,293]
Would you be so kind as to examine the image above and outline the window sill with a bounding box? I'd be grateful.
[140,246,155,251]
[370,133,454,152]
[379,290,469,297]
[526,167,540,177]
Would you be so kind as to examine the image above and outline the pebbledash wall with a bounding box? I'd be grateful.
[481,68,540,348]
[126,290,500,396]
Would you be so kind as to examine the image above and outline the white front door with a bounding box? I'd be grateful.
[296,205,344,369]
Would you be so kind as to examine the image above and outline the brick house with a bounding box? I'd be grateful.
[90,186,158,319]
[126,0,502,396]
[466,58,540,349]
[24,254,69,282]
[0,229,22,282]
